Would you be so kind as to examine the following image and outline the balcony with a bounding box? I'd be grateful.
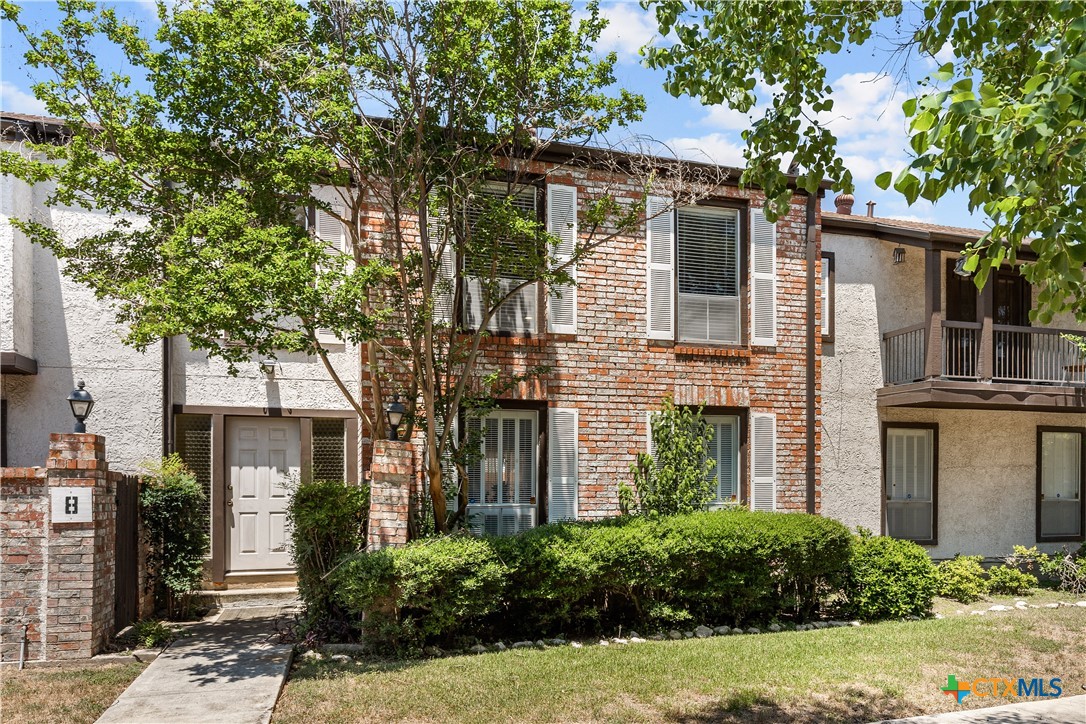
[880,321,1086,410]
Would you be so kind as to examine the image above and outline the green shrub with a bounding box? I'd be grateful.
[287,479,369,636]
[130,619,179,649]
[986,564,1037,595]
[846,532,937,620]
[331,535,508,652]
[328,510,852,652]
[140,455,210,619]
[1007,545,1086,594]
[626,396,715,516]
[935,555,989,602]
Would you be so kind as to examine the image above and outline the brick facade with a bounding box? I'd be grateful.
[367,440,416,549]
[362,161,822,521]
[0,434,131,661]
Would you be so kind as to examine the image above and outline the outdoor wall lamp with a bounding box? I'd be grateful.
[953,256,973,278]
[384,394,406,441]
[260,359,278,377]
[893,246,906,265]
[67,380,95,433]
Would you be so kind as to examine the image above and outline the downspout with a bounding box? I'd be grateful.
[805,192,818,514]
[161,335,172,457]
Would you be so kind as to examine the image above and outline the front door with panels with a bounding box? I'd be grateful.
[226,417,299,572]
[466,410,538,535]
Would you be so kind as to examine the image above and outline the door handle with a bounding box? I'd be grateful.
[227,500,234,507]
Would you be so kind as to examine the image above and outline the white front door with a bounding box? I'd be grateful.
[226,417,298,572]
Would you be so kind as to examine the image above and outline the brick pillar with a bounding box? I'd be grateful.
[367,440,414,550]
[0,467,48,662]
[44,433,115,659]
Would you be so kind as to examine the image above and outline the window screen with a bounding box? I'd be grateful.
[175,414,213,533]
[312,418,346,482]
[705,416,740,504]
[1040,430,1082,539]
[885,427,935,542]
[676,206,740,343]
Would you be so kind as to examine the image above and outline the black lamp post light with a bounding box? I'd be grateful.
[384,394,406,441]
[67,380,95,433]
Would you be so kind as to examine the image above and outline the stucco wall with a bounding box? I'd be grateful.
[0,158,35,356]
[886,407,1085,558]
[822,229,1086,557]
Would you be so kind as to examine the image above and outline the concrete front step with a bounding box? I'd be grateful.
[199,587,300,610]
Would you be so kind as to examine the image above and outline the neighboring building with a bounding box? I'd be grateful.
[822,196,1086,558]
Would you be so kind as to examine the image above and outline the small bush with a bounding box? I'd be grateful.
[130,619,178,649]
[1008,545,1086,594]
[287,479,368,636]
[140,455,210,619]
[626,396,715,516]
[936,555,989,603]
[846,532,937,620]
[331,535,508,653]
[986,564,1037,595]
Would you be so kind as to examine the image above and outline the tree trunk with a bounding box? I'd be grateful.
[428,457,448,533]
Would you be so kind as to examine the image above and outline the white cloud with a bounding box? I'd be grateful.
[593,2,659,62]
[0,81,48,116]
[660,133,746,168]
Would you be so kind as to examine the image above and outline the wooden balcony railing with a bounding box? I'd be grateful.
[883,321,1086,386]
[882,324,927,385]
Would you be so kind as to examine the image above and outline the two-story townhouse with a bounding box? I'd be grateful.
[1,111,825,583]
[821,195,1086,559]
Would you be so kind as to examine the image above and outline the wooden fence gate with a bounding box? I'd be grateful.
[114,475,140,632]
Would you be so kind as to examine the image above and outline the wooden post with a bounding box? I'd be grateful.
[923,248,943,379]
[978,274,994,380]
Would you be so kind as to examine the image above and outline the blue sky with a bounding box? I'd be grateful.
[1,0,983,229]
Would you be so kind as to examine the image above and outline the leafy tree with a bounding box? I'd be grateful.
[645,0,1086,322]
[1,0,722,532]
[623,396,715,516]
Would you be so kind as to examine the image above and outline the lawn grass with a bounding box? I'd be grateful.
[0,661,145,724]
[274,607,1086,723]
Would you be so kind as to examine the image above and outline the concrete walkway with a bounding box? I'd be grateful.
[878,695,1086,723]
[96,606,294,724]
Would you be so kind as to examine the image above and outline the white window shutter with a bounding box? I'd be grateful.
[750,207,777,346]
[646,196,674,339]
[315,205,345,344]
[428,200,455,324]
[548,408,578,522]
[547,184,578,334]
[750,412,776,511]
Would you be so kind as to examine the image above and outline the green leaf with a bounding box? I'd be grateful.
[912,111,936,132]
[874,171,893,190]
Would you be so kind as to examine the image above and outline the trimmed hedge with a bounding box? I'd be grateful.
[845,532,937,620]
[330,510,854,652]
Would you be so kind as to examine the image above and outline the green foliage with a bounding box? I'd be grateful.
[645,0,1086,322]
[331,535,509,653]
[139,455,209,619]
[845,531,937,620]
[986,564,1037,596]
[0,0,658,533]
[286,480,369,635]
[129,619,178,650]
[935,555,989,603]
[328,510,852,652]
[628,397,715,516]
[1008,545,1086,595]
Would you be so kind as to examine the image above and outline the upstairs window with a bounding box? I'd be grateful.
[463,185,540,334]
[677,206,741,344]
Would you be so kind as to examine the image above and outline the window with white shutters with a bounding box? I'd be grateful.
[750,207,777,346]
[314,204,347,345]
[547,184,578,334]
[677,206,741,344]
[548,408,578,522]
[705,416,740,506]
[885,426,936,543]
[1039,428,1084,541]
[463,185,539,334]
[750,412,776,511]
[466,410,538,535]
[427,195,456,325]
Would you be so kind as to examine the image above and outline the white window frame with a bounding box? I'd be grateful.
[705,415,740,507]
[675,205,742,345]
[466,409,538,535]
